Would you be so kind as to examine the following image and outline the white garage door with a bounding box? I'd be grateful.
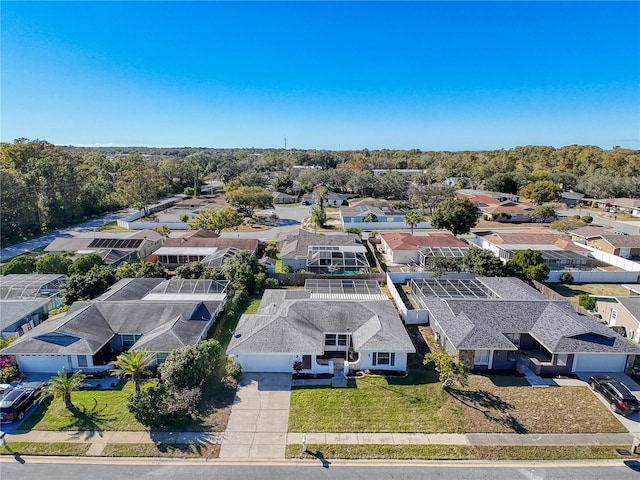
[18,355,69,373]
[572,354,627,373]
[235,354,293,373]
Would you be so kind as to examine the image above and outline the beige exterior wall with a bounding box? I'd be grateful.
[597,299,639,343]
[585,238,616,255]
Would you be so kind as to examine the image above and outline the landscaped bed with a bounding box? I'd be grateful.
[288,372,626,434]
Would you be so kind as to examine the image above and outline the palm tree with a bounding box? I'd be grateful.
[113,350,155,393]
[46,369,86,409]
[404,210,425,235]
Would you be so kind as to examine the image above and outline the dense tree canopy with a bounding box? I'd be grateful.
[506,249,550,282]
[462,247,505,277]
[430,197,479,236]
[189,207,244,234]
[225,186,273,217]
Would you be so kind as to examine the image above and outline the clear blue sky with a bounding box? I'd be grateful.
[2,1,639,151]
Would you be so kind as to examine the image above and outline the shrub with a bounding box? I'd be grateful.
[281,265,294,273]
[560,272,574,284]
[264,278,280,289]
[345,228,362,234]
[581,215,593,224]
[578,293,596,311]
[3,255,37,275]
[0,356,20,383]
[225,358,243,381]
[128,383,201,428]
[48,304,70,317]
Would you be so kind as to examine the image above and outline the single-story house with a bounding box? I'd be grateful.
[412,276,640,374]
[593,198,640,217]
[560,191,585,208]
[481,202,540,223]
[278,229,369,274]
[45,230,163,266]
[597,294,640,343]
[326,191,352,207]
[227,280,415,374]
[0,274,66,337]
[569,225,618,244]
[379,232,468,266]
[152,230,259,269]
[340,204,431,230]
[272,191,298,204]
[456,189,520,203]
[472,230,593,269]
[0,278,229,373]
[581,234,640,259]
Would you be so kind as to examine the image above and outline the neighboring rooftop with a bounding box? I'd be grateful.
[279,229,363,258]
[381,232,468,251]
[0,274,67,299]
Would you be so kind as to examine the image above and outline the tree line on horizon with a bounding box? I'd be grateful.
[1,138,639,244]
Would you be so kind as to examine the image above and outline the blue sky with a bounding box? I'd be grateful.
[2,1,639,150]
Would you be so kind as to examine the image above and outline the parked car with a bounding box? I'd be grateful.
[0,388,37,422]
[589,375,640,415]
[0,384,13,395]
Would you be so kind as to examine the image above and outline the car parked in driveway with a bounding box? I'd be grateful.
[589,375,640,415]
[0,388,37,422]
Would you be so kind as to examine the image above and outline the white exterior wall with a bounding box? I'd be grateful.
[233,353,295,373]
[571,353,628,372]
[17,355,72,373]
[390,250,420,265]
[357,351,408,371]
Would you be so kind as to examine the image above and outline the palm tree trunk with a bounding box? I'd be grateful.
[64,394,74,409]
[134,374,141,393]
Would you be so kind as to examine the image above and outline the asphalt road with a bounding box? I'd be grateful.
[2,460,640,480]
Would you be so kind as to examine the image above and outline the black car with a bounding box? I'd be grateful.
[589,375,640,415]
[0,387,37,422]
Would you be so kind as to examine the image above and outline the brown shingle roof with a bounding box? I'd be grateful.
[381,232,468,251]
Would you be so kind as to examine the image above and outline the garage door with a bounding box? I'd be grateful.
[235,354,293,373]
[18,355,69,373]
[572,354,627,373]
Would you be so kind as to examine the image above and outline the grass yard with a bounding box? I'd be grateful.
[0,442,90,456]
[286,444,636,461]
[102,442,220,458]
[19,380,147,431]
[288,372,626,434]
[546,283,631,304]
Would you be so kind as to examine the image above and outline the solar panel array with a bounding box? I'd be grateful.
[88,238,143,249]
[305,279,382,295]
[410,278,498,301]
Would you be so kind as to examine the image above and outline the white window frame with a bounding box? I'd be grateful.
[474,349,490,365]
[556,353,568,367]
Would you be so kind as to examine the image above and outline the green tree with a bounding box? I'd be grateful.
[548,217,586,233]
[506,249,550,282]
[272,174,293,192]
[430,197,479,236]
[189,207,244,234]
[68,253,104,276]
[462,247,504,277]
[159,339,222,391]
[529,205,556,223]
[127,383,201,428]
[428,257,462,277]
[62,265,117,304]
[113,350,155,394]
[36,253,72,274]
[220,250,265,294]
[404,210,425,234]
[311,204,327,228]
[174,262,206,279]
[578,293,596,311]
[225,186,273,217]
[116,261,166,280]
[363,212,379,223]
[519,180,561,205]
[408,183,455,210]
[115,163,165,210]
[152,225,172,237]
[46,369,86,409]
[2,255,37,275]
[423,350,468,389]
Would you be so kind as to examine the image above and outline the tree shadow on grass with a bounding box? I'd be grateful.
[16,395,53,431]
[447,388,529,434]
[66,399,115,436]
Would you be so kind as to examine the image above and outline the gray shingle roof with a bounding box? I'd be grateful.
[0,279,225,356]
[427,296,640,354]
[616,297,640,321]
[279,229,363,259]
[227,290,415,355]
[0,299,53,331]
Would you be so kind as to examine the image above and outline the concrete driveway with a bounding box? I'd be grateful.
[219,373,292,459]
[577,372,640,435]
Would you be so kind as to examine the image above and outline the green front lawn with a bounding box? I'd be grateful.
[20,380,146,431]
[289,372,626,434]
[0,442,90,456]
[546,283,631,304]
[102,442,219,458]
[286,444,635,461]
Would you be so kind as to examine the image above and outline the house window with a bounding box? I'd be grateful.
[302,355,312,370]
[474,350,490,365]
[337,334,348,347]
[373,352,395,366]
[504,333,521,347]
[155,353,168,364]
[556,354,568,367]
[324,334,337,347]
[610,309,618,325]
[77,355,88,367]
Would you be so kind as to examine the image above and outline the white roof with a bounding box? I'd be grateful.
[154,247,220,256]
